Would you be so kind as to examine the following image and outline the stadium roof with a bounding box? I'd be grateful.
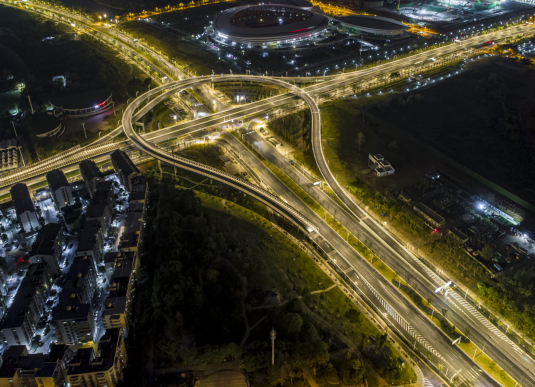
[213,4,329,42]
[338,15,408,35]
[262,0,313,9]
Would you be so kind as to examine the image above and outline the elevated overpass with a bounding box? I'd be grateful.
[122,70,507,387]
[0,2,533,383]
[122,76,319,234]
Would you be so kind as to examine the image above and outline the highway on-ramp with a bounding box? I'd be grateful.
[122,74,529,387]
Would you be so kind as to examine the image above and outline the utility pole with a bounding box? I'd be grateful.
[27,95,34,115]
[270,328,276,365]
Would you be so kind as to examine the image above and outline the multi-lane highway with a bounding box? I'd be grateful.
[122,77,320,233]
[121,73,534,387]
[242,130,535,387]
[3,2,535,384]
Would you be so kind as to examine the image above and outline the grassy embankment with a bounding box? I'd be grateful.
[137,159,416,384]
[283,98,518,386]
[189,186,415,385]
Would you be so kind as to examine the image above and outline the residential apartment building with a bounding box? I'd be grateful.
[0,138,21,173]
[127,176,147,204]
[28,223,65,275]
[46,169,73,210]
[10,183,39,233]
[102,253,136,334]
[110,150,140,192]
[50,256,98,346]
[63,256,97,305]
[85,204,111,237]
[0,263,52,346]
[51,303,95,346]
[79,160,104,199]
[95,181,115,208]
[0,344,73,387]
[75,221,104,272]
[61,202,83,231]
[66,329,127,387]
[119,204,145,258]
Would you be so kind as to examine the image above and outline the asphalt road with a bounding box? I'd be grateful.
[221,131,497,387]
[243,128,535,387]
[3,2,535,383]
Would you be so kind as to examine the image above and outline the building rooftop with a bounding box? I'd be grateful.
[77,222,102,252]
[46,169,70,192]
[130,176,145,186]
[79,160,103,182]
[450,227,469,242]
[47,344,69,362]
[123,212,142,235]
[29,223,62,257]
[110,150,139,178]
[62,202,83,225]
[103,251,130,265]
[96,181,114,191]
[126,202,144,213]
[70,179,85,191]
[67,328,121,375]
[102,296,127,318]
[35,362,59,378]
[0,138,19,151]
[52,301,91,322]
[10,183,34,216]
[120,232,139,250]
[414,202,446,225]
[128,183,146,202]
[0,353,47,378]
[64,256,92,287]
[0,345,66,378]
[2,345,27,360]
[86,203,106,219]
[1,263,49,329]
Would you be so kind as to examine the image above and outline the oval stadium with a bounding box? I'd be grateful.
[211,4,330,48]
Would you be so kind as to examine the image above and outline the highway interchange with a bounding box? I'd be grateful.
[120,66,535,387]
[2,2,535,385]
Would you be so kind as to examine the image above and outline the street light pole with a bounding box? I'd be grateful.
[18,147,25,167]
[11,121,18,138]
[270,328,276,365]
[27,95,34,115]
